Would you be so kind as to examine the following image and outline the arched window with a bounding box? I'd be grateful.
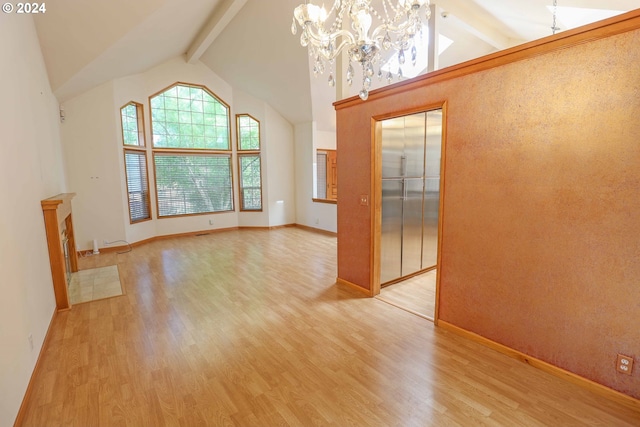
[149,83,233,217]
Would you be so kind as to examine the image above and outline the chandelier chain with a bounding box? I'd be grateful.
[552,0,559,35]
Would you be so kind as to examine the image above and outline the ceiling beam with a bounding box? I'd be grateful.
[186,0,248,64]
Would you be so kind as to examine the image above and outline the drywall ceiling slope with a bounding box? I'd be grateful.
[33,0,163,91]
[200,0,312,125]
[472,0,640,41]
[35,0,224,102]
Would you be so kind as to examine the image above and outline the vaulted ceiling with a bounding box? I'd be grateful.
[34,0,640,129]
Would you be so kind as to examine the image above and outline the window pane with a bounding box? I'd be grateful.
[121,103,144,146]
[237,115,260,150]
[239,155,262,211]
[315,150,336,201]
[124,150,151,222]
[155,154,233,216]
[150,84,229,150]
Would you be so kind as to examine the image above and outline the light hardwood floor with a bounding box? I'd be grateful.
[378,270,436,320]
[18,227,640,426]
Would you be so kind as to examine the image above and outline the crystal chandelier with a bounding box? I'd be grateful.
[292,0,431,101]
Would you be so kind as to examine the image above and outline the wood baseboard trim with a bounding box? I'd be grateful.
[79,245,128,255]
[294,224,337,237]
[168,227,239,239]
[336,277,373,296]
[438,320,640,412]
[375,296,434,322]
[76,226,317,257]
[13,308,57,427]
[268,224,296,230]
[76,227,244,256]
[380,265,436,288]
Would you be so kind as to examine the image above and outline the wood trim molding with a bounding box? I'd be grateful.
[336,277,374,296]
[375,296,434,322]
[312,198,337,205]
[370,103,446,298]
[13,309,57,427]
[41,193,78,311]
[380,265,436,288]
[294,224,337,237]
[334,9,640,109]
[78,245,129,256]
[76,224,331,257]
[433,101,449,327]
[438,320,640,412]
[267,224,296,230]
[76,227,240,255]
[370,118,382,296]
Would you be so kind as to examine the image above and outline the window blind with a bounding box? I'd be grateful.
[124,150,151,222]
[155,153,233,217]
[239,154,262,210]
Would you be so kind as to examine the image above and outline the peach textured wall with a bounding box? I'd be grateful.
[336,20,640,398]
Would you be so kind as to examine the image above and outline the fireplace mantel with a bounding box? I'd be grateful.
[41,193,78,311]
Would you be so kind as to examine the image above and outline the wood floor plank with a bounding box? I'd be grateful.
[377,270,436,320]
[16,227,640,426]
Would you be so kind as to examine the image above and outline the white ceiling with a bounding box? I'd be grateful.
[33,0,640,129]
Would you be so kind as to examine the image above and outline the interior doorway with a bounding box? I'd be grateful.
[373,107,444,321]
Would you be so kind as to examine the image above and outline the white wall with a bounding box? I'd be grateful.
[294,122,314,228]
[122,58,239,239]
[265,104,296,226]
[61,81,126,251]
[62,57,298,248]
[61,58,238,249]
[0,15,67,426]
[294,122,337,233]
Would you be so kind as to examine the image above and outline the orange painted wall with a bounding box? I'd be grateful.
[336,16,640,398]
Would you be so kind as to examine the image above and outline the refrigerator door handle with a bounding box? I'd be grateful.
[401,155,407,177]
[401,179,406,201]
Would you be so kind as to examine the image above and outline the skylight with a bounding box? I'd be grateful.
[382,28,454,79]
[547,6,626,30]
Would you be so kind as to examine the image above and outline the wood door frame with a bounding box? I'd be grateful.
[371,102,448,324]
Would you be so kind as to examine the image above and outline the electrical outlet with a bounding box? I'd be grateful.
[359,194,369,206]
[28,334,33,351]
[209,219,214,225]
[616,354,634,375]
[103,240,109,246]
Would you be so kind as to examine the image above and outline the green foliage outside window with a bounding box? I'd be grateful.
[151,84,230,150]
[155,154,233,216]
[239,155,261,210]
[236,114,262,211]
[237,115,260,150]
[150,83,233,217]
[121,103,142,146]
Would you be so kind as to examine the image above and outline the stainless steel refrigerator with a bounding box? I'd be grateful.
[380,110,442,285]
